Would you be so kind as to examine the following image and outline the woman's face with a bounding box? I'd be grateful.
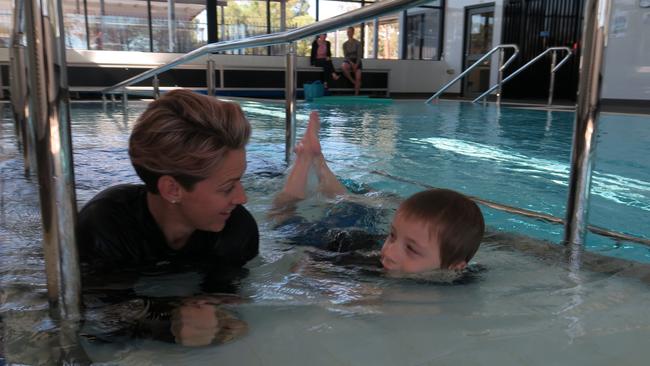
[318,34,327,41]
[176,149,248,232]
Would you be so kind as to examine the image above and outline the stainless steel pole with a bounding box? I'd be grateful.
[496,48,504,105]
[0,61,5,100]
[373,18,379,59]
[547,50,558,106]
[23,0,81,319]
[207,59,215,97]
[10,0,32,176]
[285,42,297,164]
[153,74,160,99]
[564,0,611,247]
[167,0,177,52]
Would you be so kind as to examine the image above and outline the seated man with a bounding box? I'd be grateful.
[341,27,363,95]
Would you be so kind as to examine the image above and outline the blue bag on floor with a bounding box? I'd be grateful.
[303,81,325,101]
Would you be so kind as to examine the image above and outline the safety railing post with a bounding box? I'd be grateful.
[285,42,297,165]
[547,50,558,106]
[496,48,505,105]
[23,0,81,320]
[207,59,216,97]
[153,75,160,99]
[10,0,32,177]
[564,0,612,247]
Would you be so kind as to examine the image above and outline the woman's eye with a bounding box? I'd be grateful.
[219,185,235,194]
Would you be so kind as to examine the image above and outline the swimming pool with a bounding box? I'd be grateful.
[1,99,650,365]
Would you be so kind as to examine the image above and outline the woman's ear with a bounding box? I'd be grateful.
[158,175,183,204]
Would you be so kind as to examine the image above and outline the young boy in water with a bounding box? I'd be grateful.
[272,111,485,273]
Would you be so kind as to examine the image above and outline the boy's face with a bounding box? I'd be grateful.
[380,211,443,273]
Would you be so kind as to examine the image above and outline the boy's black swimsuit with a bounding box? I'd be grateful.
[77,184,259,273]
[277,201,389,253]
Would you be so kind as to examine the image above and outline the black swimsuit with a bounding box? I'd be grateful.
[77,184,259,273]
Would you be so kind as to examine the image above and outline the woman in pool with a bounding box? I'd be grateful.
[272,111,485,274]
[77,89,258,346]
[77,89,258,272]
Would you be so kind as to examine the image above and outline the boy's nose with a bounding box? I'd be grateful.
[380,243,397,270]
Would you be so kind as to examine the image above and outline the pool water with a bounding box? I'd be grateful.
[1,99,650,365]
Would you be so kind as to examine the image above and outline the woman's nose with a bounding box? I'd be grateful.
[234,183,247,205]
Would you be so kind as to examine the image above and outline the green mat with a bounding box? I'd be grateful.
[310,95,393,104]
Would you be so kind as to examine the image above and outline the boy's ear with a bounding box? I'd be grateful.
[158,175,183,204]
[448,261,467,271]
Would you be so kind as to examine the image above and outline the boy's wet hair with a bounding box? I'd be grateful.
[398,189,485,269]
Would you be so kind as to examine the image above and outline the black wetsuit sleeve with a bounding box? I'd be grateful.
[77,197,144,272]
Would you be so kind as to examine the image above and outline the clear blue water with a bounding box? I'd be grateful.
[2,99,650,365]
[241,100,650,262]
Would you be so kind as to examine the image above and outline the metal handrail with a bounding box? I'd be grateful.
[368,169,650,247]
[101,0,430,96]
[473,46,572,103]
[425,44,519,103]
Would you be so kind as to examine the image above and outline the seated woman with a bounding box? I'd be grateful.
[77,89,259,346]
[272,111,485,275]
[310,34,340,88]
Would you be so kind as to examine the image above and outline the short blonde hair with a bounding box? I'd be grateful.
[129,89,251,193]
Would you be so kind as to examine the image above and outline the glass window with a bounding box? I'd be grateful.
[0,0,10,48]
[377,13,399,59]
[405,7,442,60]
[86,0,151,52]
[270,0,317,56]
[176,3,208,53]
[363,21,375,59]
[61,0,88,50]
[218,0,268,55]
[150,1,207,53]
[319,0,362,58]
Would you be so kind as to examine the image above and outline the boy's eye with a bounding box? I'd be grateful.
[406,245,421,256]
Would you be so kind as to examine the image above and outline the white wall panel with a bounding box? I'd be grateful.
[602,0,650,100]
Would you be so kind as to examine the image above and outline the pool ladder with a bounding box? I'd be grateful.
[473,47,573,105]
[427,46,573,106]
[426,44,520,105]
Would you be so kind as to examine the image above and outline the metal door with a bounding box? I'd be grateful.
[463,4,494,97]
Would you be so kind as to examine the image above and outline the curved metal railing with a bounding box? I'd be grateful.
[101,0,431,96]
[368,170,650,247]
[425,44,520,103]
[473,46,573,104]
